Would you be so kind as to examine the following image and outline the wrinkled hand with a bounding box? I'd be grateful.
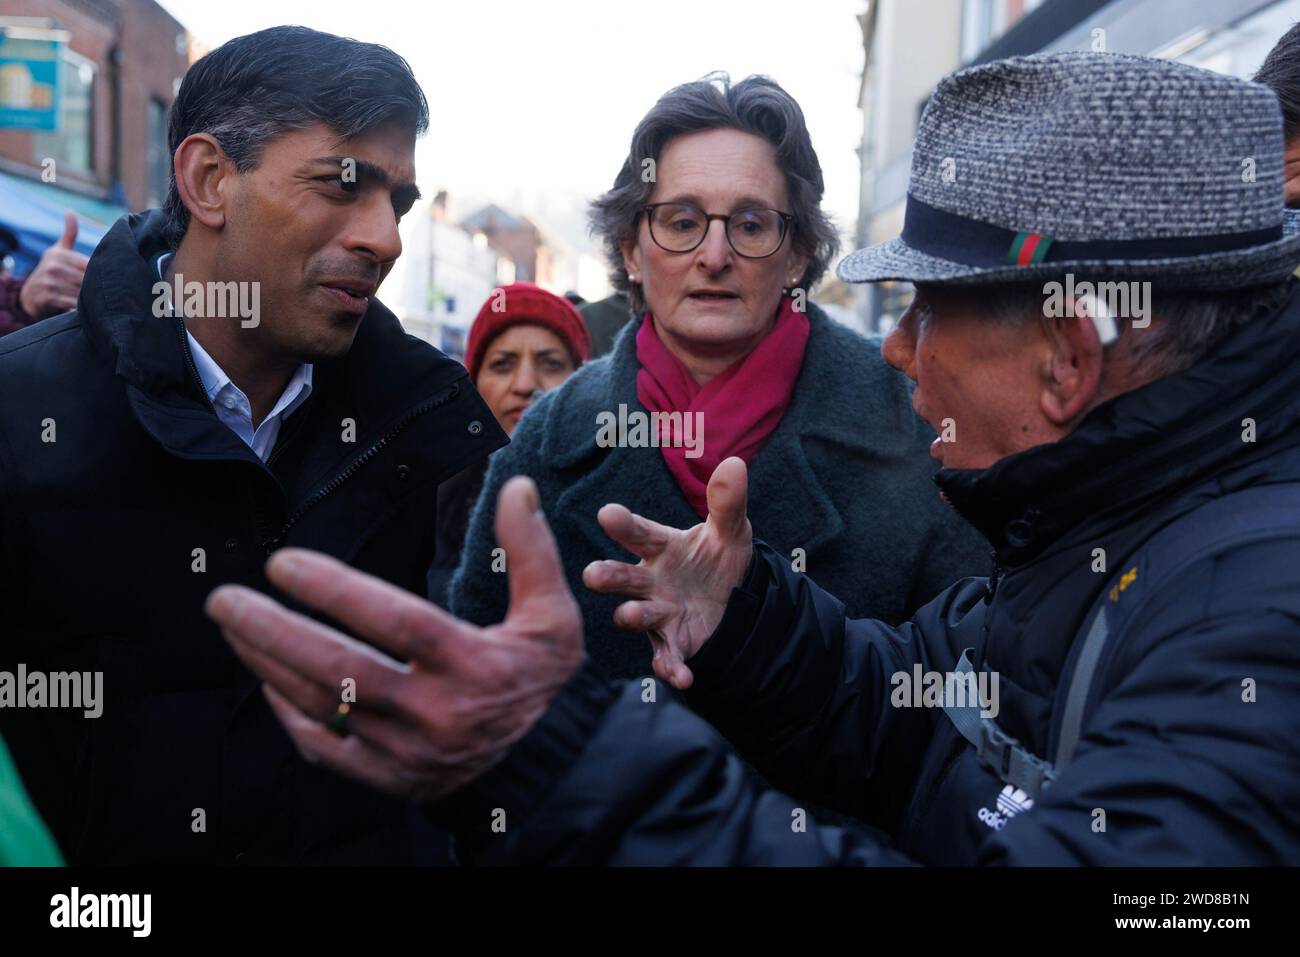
[205,476,583,803]
[583,456,753,690]
[19,212,88,319]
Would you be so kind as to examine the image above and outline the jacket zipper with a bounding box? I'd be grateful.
[264,381,462,552]
[177,314,289,553]
[980,551,1004,652]
[178,313,464,552]
[985,551,1003,604]
[175,315,216,414]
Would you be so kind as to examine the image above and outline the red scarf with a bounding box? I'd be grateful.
[635,295,810,517]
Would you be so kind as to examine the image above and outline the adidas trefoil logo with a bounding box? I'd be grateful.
[977,785,1035,831]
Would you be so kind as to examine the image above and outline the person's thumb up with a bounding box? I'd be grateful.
[58,211,78,250]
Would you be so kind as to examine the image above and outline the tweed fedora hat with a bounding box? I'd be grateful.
[838,51,1300,290]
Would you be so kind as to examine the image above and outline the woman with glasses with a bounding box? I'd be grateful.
[449,73,989,682]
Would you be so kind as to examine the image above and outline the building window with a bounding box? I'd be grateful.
[31,49,94,173]
[147,98,169,208]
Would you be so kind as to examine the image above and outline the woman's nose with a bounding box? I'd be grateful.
[696,220,732,271]
[511,361,539,394]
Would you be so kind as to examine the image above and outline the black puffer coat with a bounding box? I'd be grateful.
[0,210,507,864]
[437,283,1300,865]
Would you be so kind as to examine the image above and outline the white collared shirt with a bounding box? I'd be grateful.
[185,331,313,461]
[157,253,314,462]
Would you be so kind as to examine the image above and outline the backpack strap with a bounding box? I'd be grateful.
[1051,480,1300,769]
[944,649,1058,799]
[942,480,1300,799]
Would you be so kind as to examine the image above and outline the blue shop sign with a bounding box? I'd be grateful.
[0,32,63,132]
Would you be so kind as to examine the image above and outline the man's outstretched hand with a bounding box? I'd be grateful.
[583,456,753,691]
[205,476,583,803]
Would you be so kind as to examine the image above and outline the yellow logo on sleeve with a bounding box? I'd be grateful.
[1108,566,1138,602]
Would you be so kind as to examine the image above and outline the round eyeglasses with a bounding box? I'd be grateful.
[643,203,794,259]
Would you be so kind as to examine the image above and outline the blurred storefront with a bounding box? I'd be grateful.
[0,1,195,273]
[855,0,1300,333]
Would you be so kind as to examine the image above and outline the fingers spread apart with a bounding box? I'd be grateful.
[582,559,655,598]
[596,503,674,560]
[207,583,409,714]
[264,548,472,667]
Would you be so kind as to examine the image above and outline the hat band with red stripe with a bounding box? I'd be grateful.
[900,194,1283,270]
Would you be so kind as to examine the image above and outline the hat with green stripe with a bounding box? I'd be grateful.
[838,51,1300,291]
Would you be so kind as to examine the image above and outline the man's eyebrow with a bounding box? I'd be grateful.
[306,156,422,204]
[393,181,422,209]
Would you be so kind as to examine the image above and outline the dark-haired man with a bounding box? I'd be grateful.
[1256,22,1300,207]
[0,26,506,864]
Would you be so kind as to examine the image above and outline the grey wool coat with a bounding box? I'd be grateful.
[449,304,992,680]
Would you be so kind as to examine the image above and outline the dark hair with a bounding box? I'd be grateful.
[161,25,429,250]
[1255,22,1300,143]
[589,73,839,316]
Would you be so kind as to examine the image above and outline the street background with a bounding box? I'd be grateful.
[3,0,1300,350]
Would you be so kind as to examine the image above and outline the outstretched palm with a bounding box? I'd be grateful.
[583,456,754,689]
[206,476,584,802]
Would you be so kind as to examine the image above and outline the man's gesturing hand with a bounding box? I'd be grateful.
[582,456,753,691]
[205,476,583,803]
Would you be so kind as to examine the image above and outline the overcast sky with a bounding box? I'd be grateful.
[154,0,869,250]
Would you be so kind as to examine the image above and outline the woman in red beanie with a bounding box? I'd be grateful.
[428,283,589,606]
[465,282,590,433]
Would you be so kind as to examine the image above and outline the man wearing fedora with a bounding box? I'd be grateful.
[207,51,1300,864]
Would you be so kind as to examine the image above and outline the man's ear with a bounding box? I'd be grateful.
[1039,297,1105,427]
[173,133,232,232]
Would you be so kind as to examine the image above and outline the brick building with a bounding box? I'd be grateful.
[0,0,193,221]
[460,203,544,283]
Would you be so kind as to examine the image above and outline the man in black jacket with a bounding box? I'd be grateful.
[210,53,1300,864]
[0,26,506,864]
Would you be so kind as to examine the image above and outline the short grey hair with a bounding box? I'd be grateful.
[588,72,839,317]
[957,278,1291,379]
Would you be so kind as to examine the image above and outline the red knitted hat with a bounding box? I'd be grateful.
[465,282,591,380]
